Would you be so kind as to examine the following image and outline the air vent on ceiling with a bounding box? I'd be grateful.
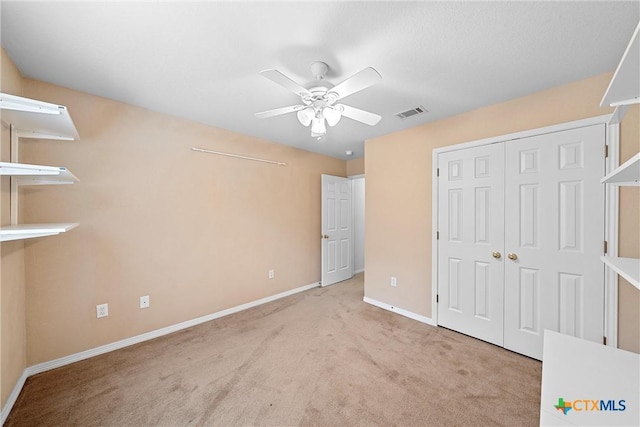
[395,105,427,119]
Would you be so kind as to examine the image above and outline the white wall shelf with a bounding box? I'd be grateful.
[1,93,80,242]
[602,256,640,291]
[0,223,78,242]
[601,22,640,108]
[0,161,79,185]
[601,152,640,185]
[0,92,79,140]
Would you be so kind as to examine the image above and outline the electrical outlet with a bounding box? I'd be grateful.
[140,295,150,309]
[391,276,397,287]
[96,303,109,318]
[268,269,275,279]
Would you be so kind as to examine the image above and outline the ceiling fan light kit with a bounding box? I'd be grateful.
[311,114,326,138]
[255,61,382,140]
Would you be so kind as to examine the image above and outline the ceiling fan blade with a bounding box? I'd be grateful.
[336,104,381,126]
[330,67,381,100]
[254,105,304,119]
[259,69,311,97]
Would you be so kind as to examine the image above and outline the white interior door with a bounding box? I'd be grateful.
[321,174,353,287]
[437,143,505,346]
[437,124,606,360]
[503,124,605,360]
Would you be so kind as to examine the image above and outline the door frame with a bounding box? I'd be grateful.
[349,174,365,275]
[431,113,619,346]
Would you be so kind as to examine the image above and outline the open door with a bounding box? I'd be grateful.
[321,174,353,286]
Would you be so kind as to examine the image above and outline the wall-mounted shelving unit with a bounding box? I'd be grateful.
[601,21,639,124]
[601,152,640,291]
[599,20,640,292]
[0,92,80,242]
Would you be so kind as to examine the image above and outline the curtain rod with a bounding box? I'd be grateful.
[191,147,286,166]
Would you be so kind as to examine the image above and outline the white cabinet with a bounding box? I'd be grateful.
[540,330,639,427]
[0,93,80,242]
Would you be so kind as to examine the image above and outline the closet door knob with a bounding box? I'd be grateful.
[508,253,518,260]
[492,251,501,259]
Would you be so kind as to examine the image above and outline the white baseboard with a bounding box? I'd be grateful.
[363,296,436,326]
[354,268,365,274]
[1,281,320,425]
[1,370,28,426]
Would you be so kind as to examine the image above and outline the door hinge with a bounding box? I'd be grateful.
[436,168,440,177]
[604,240,608,254]
[603,336,607,345]
[436,294,439,303]
[604,144,609,158]
[436,231,440,240]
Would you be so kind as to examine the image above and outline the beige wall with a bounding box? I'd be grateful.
[3,76,345,368]
[1,51,638,414]
[346,157,364,176]
[365,72,640,353]
[1,47,27,409]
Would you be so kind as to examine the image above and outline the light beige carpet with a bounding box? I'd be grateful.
[6,273,541,426]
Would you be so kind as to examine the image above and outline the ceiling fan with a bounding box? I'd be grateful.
[254,61,382,140]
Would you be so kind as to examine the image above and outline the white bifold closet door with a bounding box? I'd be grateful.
[503,125,605,360]
[438,124,605,360]
[437,143,506,347]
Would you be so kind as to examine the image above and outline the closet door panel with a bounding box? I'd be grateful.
[504,124,605,360]
[437,143,505,346]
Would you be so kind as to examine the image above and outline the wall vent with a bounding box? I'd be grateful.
[395,105,427,119]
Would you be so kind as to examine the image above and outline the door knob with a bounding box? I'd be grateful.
[492,251,501,259]
[508,253,518,260]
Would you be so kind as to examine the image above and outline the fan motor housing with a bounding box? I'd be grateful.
[303,85,338,108]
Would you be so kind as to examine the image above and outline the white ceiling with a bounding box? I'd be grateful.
[1,1,638,160]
